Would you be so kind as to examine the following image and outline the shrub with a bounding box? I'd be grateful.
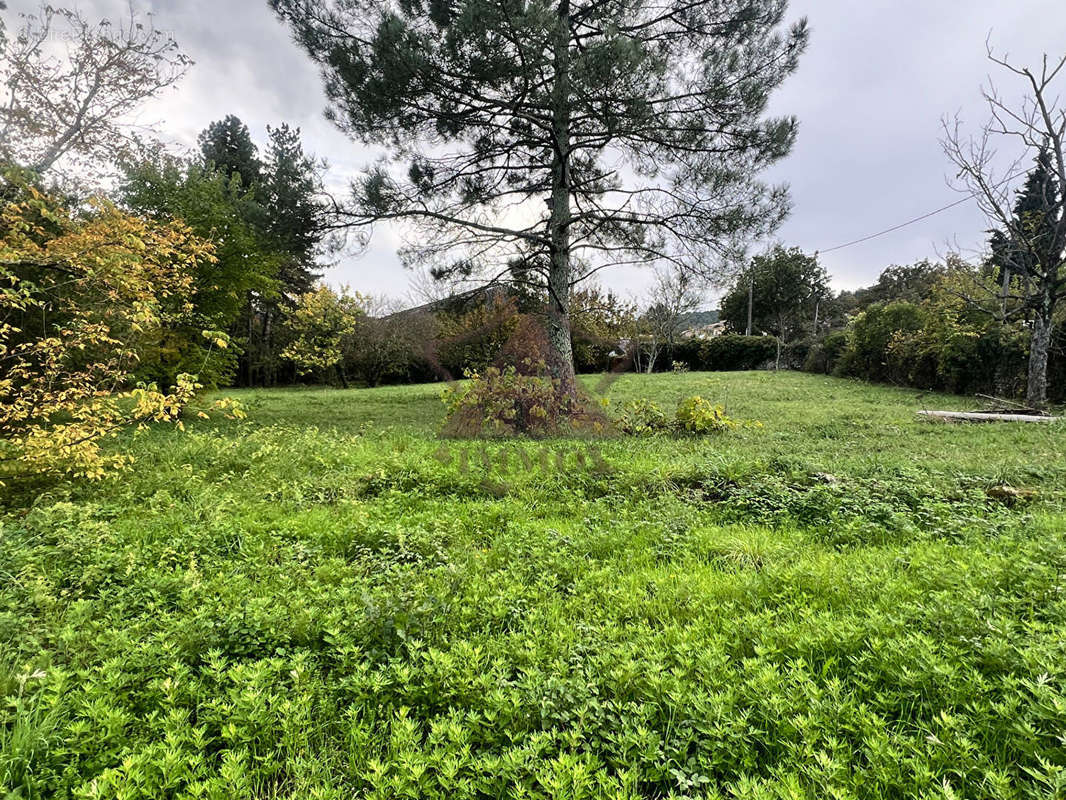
[675,396,736,433]
[281,285,365,385]
[350,312,438,387]
[803,330,848,374]
[614,399,672,435]
[441,364,607,437]
[573,338,616,373]
[0,186,239,484]
[823,296,1045,399]
[282,288,437,387]
[884,326,941,388]
[613,396,743,435]
[780,337,814,370]
[835,302,927,382]
[661,338,703,371]
[699,334,778,371]
[570,285,636,373]
[435,295,520,378]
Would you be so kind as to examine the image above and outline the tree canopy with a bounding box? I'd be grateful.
[121,157,282,327]
[0,184,226,483]
[121,118,332,386]
[719,245,829,353]
[0,3,190,183]
[262,123,329,298]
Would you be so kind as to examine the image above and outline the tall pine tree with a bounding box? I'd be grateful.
[272,0,807,392]
[255,124,331,384]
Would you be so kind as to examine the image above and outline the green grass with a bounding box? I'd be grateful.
[3,371,1066,799]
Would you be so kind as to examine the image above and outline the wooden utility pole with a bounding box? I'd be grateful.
[745,275,754,335]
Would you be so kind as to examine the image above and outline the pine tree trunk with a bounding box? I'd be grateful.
[1026,290,1055,410]
[545,0,576,396]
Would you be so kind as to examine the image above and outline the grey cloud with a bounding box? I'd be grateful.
[4,0,1064,300]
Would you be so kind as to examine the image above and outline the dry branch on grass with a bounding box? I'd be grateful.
[918,410,1062,423]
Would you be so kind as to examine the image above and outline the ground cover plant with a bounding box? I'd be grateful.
[3,371,1066,799]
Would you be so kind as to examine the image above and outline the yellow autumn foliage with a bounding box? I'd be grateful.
[281,284,367,375]
[0,184,241,484]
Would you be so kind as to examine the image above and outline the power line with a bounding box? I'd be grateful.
[817,169,1029,255]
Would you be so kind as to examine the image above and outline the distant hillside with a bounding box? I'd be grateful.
[676,310,720,330]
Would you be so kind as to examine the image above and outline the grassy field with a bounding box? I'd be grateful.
[3,371,1066,799]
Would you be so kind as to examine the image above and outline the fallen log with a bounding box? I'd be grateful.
[986,485,1040,504]
[975,393,1042,414]
[918,410,1063,423]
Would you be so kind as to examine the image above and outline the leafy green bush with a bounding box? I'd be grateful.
[699,334,778,370]
[675,396,736,433]
[820,297,1049,398]
[653,335,777,373]
[660,337,704,371]
[780,337,814,370]
[614,396,742,435]
[835,301,928,382]
[613,398,672,434]
[803,329,849,374]
[435,296,520,378]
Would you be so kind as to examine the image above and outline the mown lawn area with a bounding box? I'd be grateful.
[3,371,1066,799]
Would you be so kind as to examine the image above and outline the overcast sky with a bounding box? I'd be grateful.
[5,0,1065,305]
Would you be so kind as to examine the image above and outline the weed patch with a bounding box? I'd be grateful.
[3,372,1066,798]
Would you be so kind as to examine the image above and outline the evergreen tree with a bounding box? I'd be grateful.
[262,124,327,298]
[198,115,263,190]
[196,116,268,384]
[189,118,333,385]
[986,146,1060,291]
[253,124,332,384]
[272,0,808,392]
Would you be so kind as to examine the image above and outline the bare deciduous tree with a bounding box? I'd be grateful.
[0,2,191,182]
[942,47,1066,409]
[631,269,705,374]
